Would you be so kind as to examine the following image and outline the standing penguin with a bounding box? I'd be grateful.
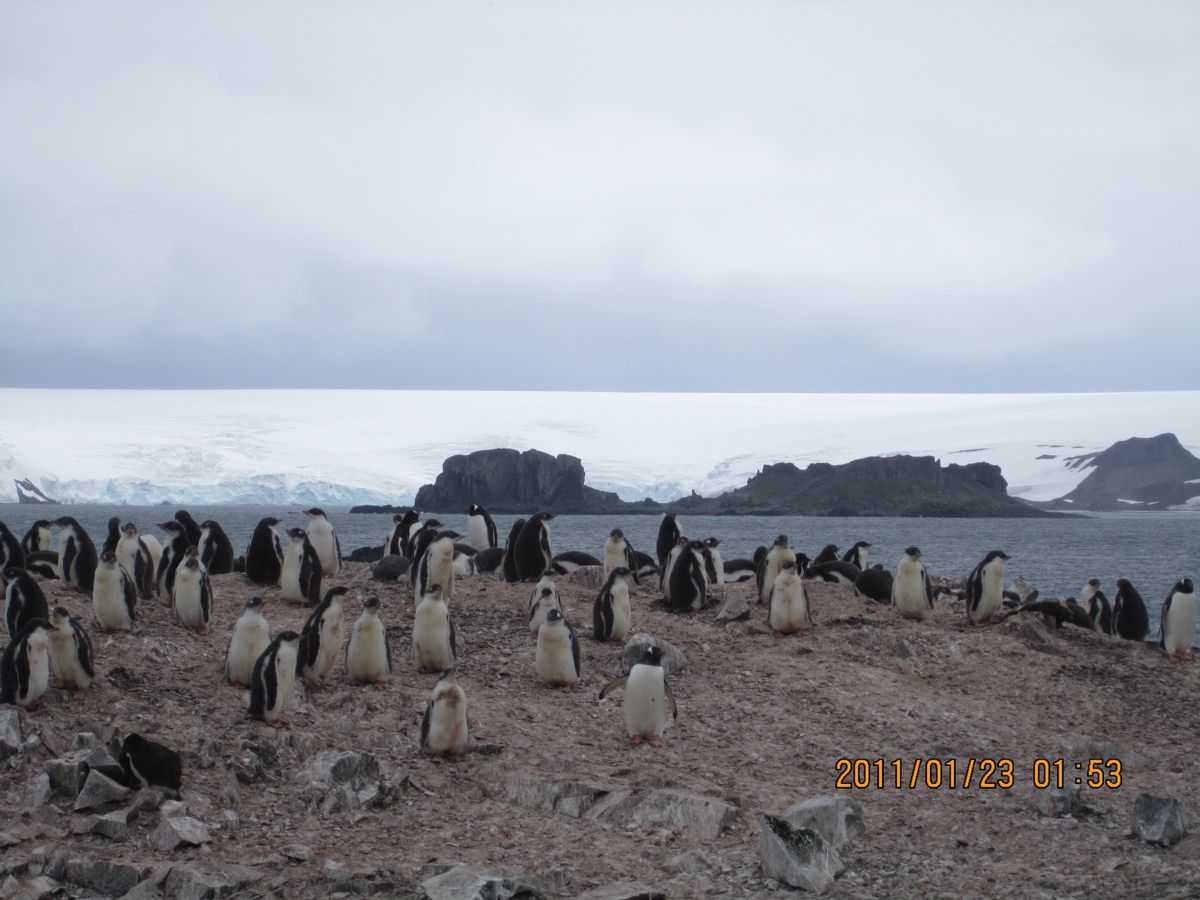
[101,516,123,556]
[56,516,98,593]
[115,523,154,600]
[119,734,183,799]
[385,510,421,557]
[536,607,580,691]
[155,521,189,603]
[701,538,724,593]
[47,606,94,694]
[171,550,213,633]
[303,508,341,576]
[757,536,796,605]
[248,631,301,725]
[812,544,840,566]
[296,586,347,683]
[1112,579,1150,642]
[4,566,49,637]
[1160,578,1196,662]
[892,547,933,621]
[0,522,26,571]
[514,512,556,582]
[656,514,681,567]
[280,528,322,605]
[466,504,499,550]
[346,596,391,685]
[21,520,53,557]
[245,517,284,586]
[413,583,456,673]
[0,618,52,709]
[407,522,445,588]
[602,529,641,586]
[198,520,235,575]
[599,644,678,747]
[965,550,1011,625]
[420,671,469,757]
[415,531,462,604]
[667,540,708,613]
[92,552,137,633]
[226,596,271,687]
[528,574,561,638]
[768,561,812,634]
[174,510,203,547]
[1081,579,1114,635]
[593,566,633,643]
[842,541,871,570]
[659,536,688,599]
[501,518,526,584]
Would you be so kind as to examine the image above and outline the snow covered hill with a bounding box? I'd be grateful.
[1,389,1197,506]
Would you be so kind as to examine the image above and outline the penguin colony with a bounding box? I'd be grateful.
[1,507,1195,764]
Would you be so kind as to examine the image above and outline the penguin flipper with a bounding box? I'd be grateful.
[419,698,432,749]
[74,623,95,679]
[922,567,933,609]
[598,675,627,699]
[664,678,679,720]
[448,611,458,659]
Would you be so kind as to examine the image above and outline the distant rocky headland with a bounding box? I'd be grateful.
[1033,433,1200,511]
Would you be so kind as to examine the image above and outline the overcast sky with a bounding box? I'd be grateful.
[1,1,1197,391]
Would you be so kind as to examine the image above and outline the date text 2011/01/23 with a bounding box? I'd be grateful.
[834,758,1123,790]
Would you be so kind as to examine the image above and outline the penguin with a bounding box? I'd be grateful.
[1112,578,1150,642]
[226,596,271,687]
[249,631,301,725]
[768,561,812,634]
[21,520,53,557]
[245,516,285,587]
[965,550,1011,625]
[803,559,862,586]
[466,504,499,550]
[303,508,341,576]
[842,541,871,570]
[1063,597,1097,630]
[198,519,235,575]
[552,550,602,574]
[528,575,562,639]
[24,551,59,580]
[892,547,933,622]
[452,548,477,578]
[598,644,678,747]
[385,509,421,557]
[514,512,556,582]
[811,544,839,567]
[119,734,183,798]
[501,518,526,584]
[174,510,203,547]
[171,549,213,633]
[631,550,659,580]
[593,566,632,643]
[656,513,681,567]
[407,522,445,588]
[415,530,462,604]
[474,547,504,574]
[101,516,122,556]
[92,551,136,633]
[536,607,580,691]
[999,599,1076,630]
[1159,578,1196,662]
[0,618,52,709]
[1001,590,1024,611]
[404,517,441,560]
[296,586,347,682]
[4,566,49,637]
[420,671,469,757]
[56,516,97,593]
[413,583,456,672]
[932,585,964,605]
[115,523,154,600]
[757,536,795,605]
[722,556,759,583]
[603,529,640,585]
[659,536,687,599]
[0,522,26,571]
[280,528,322,605]
[346,595,391,685]
[1081,579,1114,635]
[155,521,189,603]
[854,564,893,604]
[47,606,93,693]
[701,538,724,592]
[667,540,708,613]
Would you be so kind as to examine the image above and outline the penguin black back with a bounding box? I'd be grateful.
[501,519,526,584]
[1112,578,1150,642]
[4,566,50,637]
[198,519,235,575]
[120,733,183,799]
[174,510,202,547]
[246,517,284,586]
[656,514,680,567]
[514,512,555,582]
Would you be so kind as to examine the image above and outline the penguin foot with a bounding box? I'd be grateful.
[631,735,644,746]
[1169,653,1182,662]
[561,684,573,694]
[648,737,662,748]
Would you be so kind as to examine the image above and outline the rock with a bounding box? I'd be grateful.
[45,754,89,797]
[73,770,130,811]
[1061,739,1145,773]
[301,750,382,790]
[578,883,665,900]
[849,628,880,649]
[160,864,263,899]
[83,745,125,782]
[1035,787,1079,818]
[130,789,166,817]
[715,595,750,623]
[161,799,189,819]
[783,796,865,848]
[23,774,51,809]
[45,852,141,897]
[70,732,102,753]
[371,555,410,582]
[759,814,843,892]
[9,875,58,900]
[154,816,211,851]
[0,708,24,760]
[621,635,686,675]
[1131,794,1189,847]
[91,809,130,842]
[283,844,313,862]
[1001,619,1055,650]
[562,566,604,590]
[420,864,563,900]
[660,850,710,875]
[218,810,240,833]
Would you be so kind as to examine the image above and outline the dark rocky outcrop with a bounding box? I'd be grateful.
[14,477,56,504]
[1039,433,1200,511]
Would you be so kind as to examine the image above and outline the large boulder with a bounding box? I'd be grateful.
[421,864,563,900]
[1131,794,1189,847]
[759,814,843,892]
[782,796,865,848]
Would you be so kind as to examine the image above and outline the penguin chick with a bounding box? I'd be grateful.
[420,671,469,758]
[347,596,391,685]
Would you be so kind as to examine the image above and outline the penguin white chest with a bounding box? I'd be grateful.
[227,614,270,684]
[528,592,560,637]
[603,539,625,579]
[24,633,50,705]
[314,606,343,676]
[280,543,305,600]
[1164,593,1197,655]
[172,569,209,629]
[115,535,140,580]
[623,665,667,739]
[973,560,1005,622]
[893,560,930,621]
[609,581,631,642]
[768,572,809,633]
[425,688,468,755]
[307,520,339,575]
[535,624,578,684]
[468,516,490,552]
[413,600,454,671]
[270,643,299,720]
[347,614,389,682]
[48,628,90,688]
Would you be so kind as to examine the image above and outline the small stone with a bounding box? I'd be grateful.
[660,850,710,875]
[0,709,23,760]
[12,875,58,900]
[45,754,89,797]
[300,751,383,790]
[1131,794,1189,847]
[783,796,865,848]
[577,882,665,900]
[73,770,130,811]
[218,810,240,832]
[153,815,211,851]
[621,635,686,675]
[760,814,843,892]
[421,864,559,900]
[322,860,346,880]
[130,789,165,818]
[83,746,124,782]
[746,621,772,636]
[70,733,102,753]
[1036,787,1079,818]
[715,595,750,623]
[23,774,51,809]
[284,844,313,862]
[160,800,188,819]
[90,809,130,842]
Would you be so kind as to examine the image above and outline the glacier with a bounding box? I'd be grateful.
[1,389,1197,506]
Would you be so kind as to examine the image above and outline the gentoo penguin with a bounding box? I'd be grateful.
[249,630,301,725]
[667,540,708,613]
[198,519,235,575]
[415,530,462,603]
[1081,579,1114,635]
[514,512,556,582]
[842,541,871,570]
[701,538,724,592]
[452,548,477,578]
[965,550,1011,625]
[1112,579,1150,642]
[804,559,862,586]
[552,550,602,574]
[303,508,341,576]
[0,522,26,571]
[769,561,812,634]
[404,517,439,560]
[528,574,562,639]
[631,550,659,580]
[536,607,580,691]
[0,618,52,709]
[92,552,136,633]
[1160,578,1196,662]
[421,671,469,757]
[659,536,687,599]
[757,536,795,605]
[47,606,94,693]
[407,521,445,588]
[1000,599,1076,630]
[4,566,49,637]
[171,549,213,633]
[115,523,154,599]
[101,516,122,556]
[656,514,681,567]
[21,520,53,557]
[296,586,348,682]
[854,564,893,604]
[413,583,456,672]
[599,644,678,747]
[466,504,499,550]
[24,551,59,580]
[226,596,271,687]
[722,556,759,583]
[473,547,504,574]
[1063,597,1097,630]
[346,596,391,685]
[155,521,189,603]
[119,734,183,798]
[280,528,322,605]
[892,547,933,621]
[385,509,421,557]
[174,510,203,547]
[501,518,526,584]
[603,529,641,585]
[245,517,284,586]
[812,544,839,567]
[56,516,97,593]
[593,566,632,643]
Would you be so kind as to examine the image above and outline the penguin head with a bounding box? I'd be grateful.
[539,511,557,521]
[286,527,306,540]
[107,516,121,531]
[424,519,443,531]
[54,516,76,528]
[773,535,789,548]
[262,517,281,527]
[245,596,265,610]
[638,644,665,666]
[322,586,349,605]
[467,505,480,515]
[122,522,138,536]
[675,536,689,548]
[174,510,197,524]
[184,546,200,559]
[424,583,443,599]
[611,566,631,578]
[540,586,554,598]
[181,556,200,572]
[1,566,19,584]
[99,551,118,565]
[362,596,381,611]
[303,508,327,518]
[277,630,301,645]
[157,521,182,534]
[200,519,219,530]
[795,553,811,573]
[984,550,1012,563]
[1178,578,1195,594]
[438,530,463,541]
[50,606,72,628]
[1115,578,1133,592]
[609,528,624,539]
[1087,577,1101,589]
[392,513,405,523]
[855,541,872,549]
[904,546,922,559]
[34,519,52,529]
[704,537,721,547]
[545,608,564,624]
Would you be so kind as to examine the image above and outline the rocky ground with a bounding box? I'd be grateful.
[2,561,1199,898]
